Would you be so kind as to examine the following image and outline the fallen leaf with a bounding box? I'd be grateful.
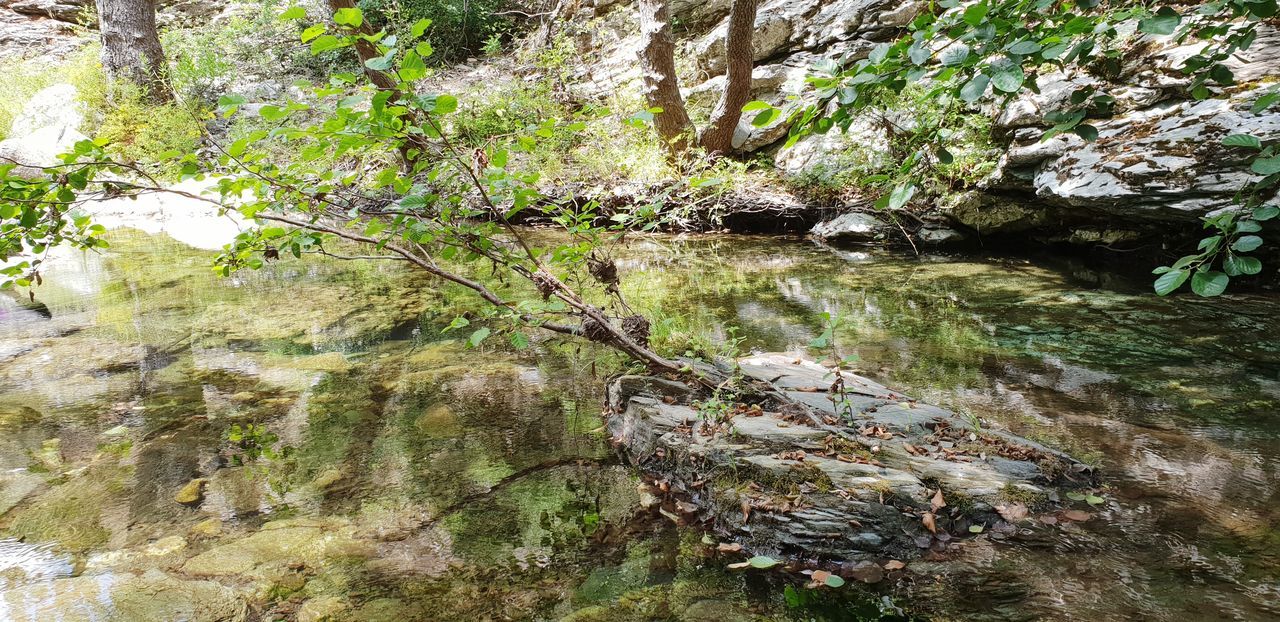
[727,561,750,569]
[968,524,984,533]
[996,502,1028,522]
[748,555,779,569]
[1062,509,1092,522]
[921,512,937,534]
[1039,515,1058,525]
[812,570,832,584]
[884,560,906,570]
[930,489,946,513]
[717,542,742,553]
[741,499,751,523]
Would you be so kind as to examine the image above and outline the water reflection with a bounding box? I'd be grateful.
[0,231,1277,620]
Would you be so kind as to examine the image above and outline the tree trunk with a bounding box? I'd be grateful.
[637,0,694,158]
[95,0,171,103]
[698,0,759,154]
[326,0,398,91]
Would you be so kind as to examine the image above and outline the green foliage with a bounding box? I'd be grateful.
[95,89,206,179]
[358,0,513,62]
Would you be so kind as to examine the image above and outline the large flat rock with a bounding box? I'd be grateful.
[607,353,1095,562]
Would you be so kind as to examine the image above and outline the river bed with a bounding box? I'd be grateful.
[0,231,1277,621]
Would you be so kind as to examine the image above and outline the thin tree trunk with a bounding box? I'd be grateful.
[637,0,694,158]
[95,0,172,103]
[326,0,398,91]
[698,0,759,154]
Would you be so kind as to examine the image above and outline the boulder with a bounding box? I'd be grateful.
[0,83,87,176]
[809,211,890,244]
[606,354,1095,562]
[8,0,91,24]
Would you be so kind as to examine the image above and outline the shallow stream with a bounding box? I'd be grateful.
[0,231,1277,621]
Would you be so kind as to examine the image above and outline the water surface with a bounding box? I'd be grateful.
[0,232,1276,621]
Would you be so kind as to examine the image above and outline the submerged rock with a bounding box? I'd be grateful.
[174,477,207,506]
[0,569,248,622]
[606,354,1095,562]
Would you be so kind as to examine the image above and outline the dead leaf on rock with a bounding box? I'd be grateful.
[717,542,743,553]
[884,560,906,570]
[922,512,937,534]
[996,502,1029,522]
[741,499,752,523]
[1039,515,1058,525]
[1062,509,1092,522]
[930,489,946,513]
[727,561,751,569]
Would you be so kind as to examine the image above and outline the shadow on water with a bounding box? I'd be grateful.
[0,230,1276,620]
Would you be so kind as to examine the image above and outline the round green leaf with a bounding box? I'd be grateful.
[1252,205,1279,221]
[1008,40,1042,56]
[825,574,846,588]
[1232,235,1264,252]
[748,555,780,569]
[1138,8,1180,35]
[1252,156,1280,175]
[1190,270,1229,297]
[940,44,971,67]
[1224,254,1263,276]
[991,66,1026,93]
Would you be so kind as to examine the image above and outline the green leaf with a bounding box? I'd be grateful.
[279,6,306,20]
[1222,134,1262,149]
[748,556,779,569]
[1007,40,1042,56]
[968,524,984,533]
[887,183,916,210]
[963,2,990,26]
[1251,92,1280,114]
[400,50,428,82]
[1224,253,1263,276]
[1190,270,1229,297]
[433,94,458,114]
[1252,205,1279,221]
[467,327,491,348]
[333,7,363,27]
[510,332,530,349]
[1138,7,1180,35]
[1073,124,1099,141]
[1153,269,1189,295]
[991,66,1025,93]
[1252,156,1280,175]
[300,23,326,42]
[742,100,772,112]
[940,44,971,67]
[752,107,781,127]
[1209,64,1234,86]
[1232,235,1263,252]
[1066,491,1087,501]
[824,574,846,588]
[959,74,990,102]
[310,35,344,55]
[410,18,433,38]
[1085,494,1105,506]
[936,147,954,164]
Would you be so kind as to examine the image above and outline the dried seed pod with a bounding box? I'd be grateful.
[531,270,557,300]
[587,253,619,289]
[581,316,612,343]
[622,314,651,348]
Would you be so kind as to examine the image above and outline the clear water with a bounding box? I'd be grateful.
[0,231,1277,621]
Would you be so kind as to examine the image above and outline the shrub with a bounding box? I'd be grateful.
[358,0,514,62]
[95,88,207,179]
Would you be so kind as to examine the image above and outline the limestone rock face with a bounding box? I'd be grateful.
[606,354,1095,562]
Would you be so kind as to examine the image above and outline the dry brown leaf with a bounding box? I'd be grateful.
[884,560,906,570]
[812,570,832,583]
[741,499,752,523]
[996,502,1029,522]
[726,561,750,569]
[921,512,937,534]
[930,489,946,513]
[1062,509,1092,522]
[717,542,743,553]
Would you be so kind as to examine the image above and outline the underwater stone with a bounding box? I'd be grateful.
[174,477,207,506]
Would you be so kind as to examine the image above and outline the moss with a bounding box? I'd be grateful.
[998,482,1048,506]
